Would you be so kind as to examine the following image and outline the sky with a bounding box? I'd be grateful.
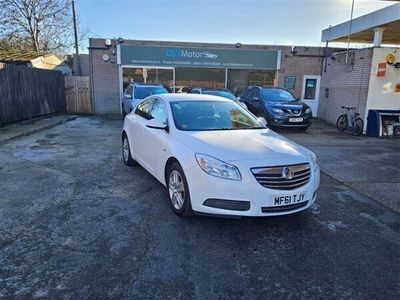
[76,0,396,51]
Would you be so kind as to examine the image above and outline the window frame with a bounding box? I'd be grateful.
[149,98,168,125]
[134,98,155,120]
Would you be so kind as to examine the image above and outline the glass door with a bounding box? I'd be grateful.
[301,75,321,117]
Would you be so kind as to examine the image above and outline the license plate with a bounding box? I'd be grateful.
[289,117,303,122]
[271,192,307,206]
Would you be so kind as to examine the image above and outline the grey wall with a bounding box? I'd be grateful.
[318,48,373,125]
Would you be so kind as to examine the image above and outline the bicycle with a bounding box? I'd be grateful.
[336,106,364,136]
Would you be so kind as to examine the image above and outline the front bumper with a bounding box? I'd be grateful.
[184,162,320,217]
[269,113,312,128]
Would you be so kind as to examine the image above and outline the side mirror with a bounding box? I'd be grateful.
[257,117,268,127]
[146,118,168,130]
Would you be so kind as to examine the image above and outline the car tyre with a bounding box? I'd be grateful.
[167,162,192,217]
[122,135,136,166]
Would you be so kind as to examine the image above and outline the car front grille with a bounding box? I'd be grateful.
[251,163,310,190]
[284,108,303,116]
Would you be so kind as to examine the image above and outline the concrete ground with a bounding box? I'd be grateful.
[276,120,400,214]
[0,116,399,299]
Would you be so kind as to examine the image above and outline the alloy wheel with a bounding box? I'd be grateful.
[168,170,185,210]
[123,137,129,162]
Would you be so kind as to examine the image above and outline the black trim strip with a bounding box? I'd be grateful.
[261,201,308,213]
[203,199,250,211]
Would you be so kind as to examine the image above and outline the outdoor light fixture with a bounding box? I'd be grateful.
[235,43,241,48]
[102,54,109,62]
[105,39,112,47]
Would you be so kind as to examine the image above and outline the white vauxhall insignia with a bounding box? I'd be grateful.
[122,94,320,217]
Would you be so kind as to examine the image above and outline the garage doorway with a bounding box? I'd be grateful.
[301,75,320,117]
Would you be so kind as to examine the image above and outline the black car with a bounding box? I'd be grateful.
[240,86,312,130]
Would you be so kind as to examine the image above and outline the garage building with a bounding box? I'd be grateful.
[88,38,337,115]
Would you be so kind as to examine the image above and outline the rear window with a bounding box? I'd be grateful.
[135,86,168,99]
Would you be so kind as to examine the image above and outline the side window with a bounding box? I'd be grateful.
[135,98,154,120]
[241,88,251,99]
[254,90,261,100]
[125,85,133,97]
[150,99,168,124]
[248,89,257,101]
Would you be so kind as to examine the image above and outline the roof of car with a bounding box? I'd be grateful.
[249,85,286,90]
[156,93,231,102]
[130,82,163,87]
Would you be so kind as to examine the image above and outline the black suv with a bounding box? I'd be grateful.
[240,86,312,130]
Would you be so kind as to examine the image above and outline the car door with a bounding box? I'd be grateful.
[251,89,267,118]
[141,98,170,177]
[127,98,155,170]
[243,88,258,114]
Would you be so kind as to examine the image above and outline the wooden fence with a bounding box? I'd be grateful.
[0,63,66,125]
[65,76,91,114]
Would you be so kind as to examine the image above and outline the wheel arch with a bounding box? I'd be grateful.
[164,157,180,186]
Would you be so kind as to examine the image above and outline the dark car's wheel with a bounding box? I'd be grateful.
[167,162,192,217]
[122,134,136,166]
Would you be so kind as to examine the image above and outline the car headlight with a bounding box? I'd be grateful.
[305,108,312,114]
[309,152,318,171]
[271,108,284,114]
[195,153,241,181]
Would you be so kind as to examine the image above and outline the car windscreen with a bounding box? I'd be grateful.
[261,89,296,102]
[135,86,168,99]
[170,101,262,131]
[202,90,236,101]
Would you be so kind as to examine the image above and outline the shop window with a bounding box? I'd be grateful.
[284,76,296,90]
[227,69,275,97]
[122,67,173,89]
[175,68,225,90]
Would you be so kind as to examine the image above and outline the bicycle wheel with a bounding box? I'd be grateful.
[352,118,364,136]
[336,114,347,132]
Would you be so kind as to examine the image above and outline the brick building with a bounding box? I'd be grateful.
[88,38,335,115]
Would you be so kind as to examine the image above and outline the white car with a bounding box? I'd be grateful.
[122,94,320,217]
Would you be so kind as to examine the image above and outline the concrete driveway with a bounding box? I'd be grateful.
[0,116,399,298]
[277,120,400,214]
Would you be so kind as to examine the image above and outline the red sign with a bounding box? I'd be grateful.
[377,62,386,77]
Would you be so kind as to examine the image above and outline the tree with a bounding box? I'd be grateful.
[0,0,80,53]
